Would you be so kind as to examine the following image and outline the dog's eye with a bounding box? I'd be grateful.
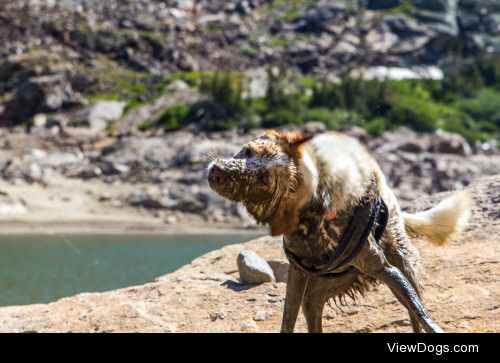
[235,148,252,159]
[243,148,253,158]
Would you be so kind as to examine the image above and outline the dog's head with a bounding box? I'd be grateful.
[207,130,313,235]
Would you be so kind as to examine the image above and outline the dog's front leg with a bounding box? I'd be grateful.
[280,264,309,333]
[352,236,443,333]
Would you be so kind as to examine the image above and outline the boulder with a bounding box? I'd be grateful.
[0,193,27,215]
[292,3,346,33]
[126,189,177,209]
[75,165,103,179]
[174,195,207,213]
[1,74,81,125]
[300,121,327,135]
[287,42,319,72]
[367,0,401,10]
[237,250,275,284]
[412,0,450,12]
[86,101,126,133]
[429,131,471,156]
[267,259,290,283]
[253,310,272,321]
[383,14,430,39]
[397,139,428,153]
[24,163,45,183]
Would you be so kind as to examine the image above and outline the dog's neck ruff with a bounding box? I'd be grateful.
[283,177,389,278]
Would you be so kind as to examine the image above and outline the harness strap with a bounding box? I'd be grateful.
[284,190,389,279]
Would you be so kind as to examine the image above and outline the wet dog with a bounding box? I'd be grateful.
[208,130,471,333]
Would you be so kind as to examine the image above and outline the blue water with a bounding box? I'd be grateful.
[0,234,262,307]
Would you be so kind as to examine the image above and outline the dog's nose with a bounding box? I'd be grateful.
[208,165,226,185]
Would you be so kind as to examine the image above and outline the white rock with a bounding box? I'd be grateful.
[0,194,27,215]
[237,250,275,284]
[26,148,47,159]
[240,320,259,332]
[253,311,272,321]
[88,101,126,132]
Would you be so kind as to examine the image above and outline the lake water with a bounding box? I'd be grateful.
[0,234,262,307]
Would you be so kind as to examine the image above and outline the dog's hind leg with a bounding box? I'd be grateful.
[281,265,309,333]
[387,283,421,333]
[409,315,422,333]
[353,236,443,333]
[387,263,422,333]
[385,218,425,332]
[302,277,327,333]
[384,237,423,332]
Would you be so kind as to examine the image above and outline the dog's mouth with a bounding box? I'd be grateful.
[207,164,243,202]
[207,165,234,199]
[207,164,226,187]
[207,163,276,204]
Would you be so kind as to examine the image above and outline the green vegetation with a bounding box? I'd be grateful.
[84,57,171,113]
[156,105,190,131]
[106,119,117,135]
[371,0,416,19]
[276,10,302,21]
[168,70,213,88]
[164,51,498,143]
[268,36,291,47]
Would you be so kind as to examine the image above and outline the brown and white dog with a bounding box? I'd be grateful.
[207,130,471,333]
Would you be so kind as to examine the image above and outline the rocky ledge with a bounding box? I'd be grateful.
[0,175,498,333]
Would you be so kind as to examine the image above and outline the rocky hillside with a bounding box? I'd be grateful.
[0,175,497,332]
[1,0,498,74]
[0,125,499,232]
[1,0,499,128]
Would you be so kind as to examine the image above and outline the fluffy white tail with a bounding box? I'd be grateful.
[402,190,472,245]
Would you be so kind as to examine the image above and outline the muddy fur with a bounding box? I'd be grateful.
[208,130,471,333]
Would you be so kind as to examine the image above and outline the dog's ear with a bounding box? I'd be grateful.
[284,132,314,148]
[274,131,314,160]
[275,131,313,146]
[265,130,314,146]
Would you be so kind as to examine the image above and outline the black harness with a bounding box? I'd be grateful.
[284,185,389,279]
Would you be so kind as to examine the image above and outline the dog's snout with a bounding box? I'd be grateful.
[208,165,226,185]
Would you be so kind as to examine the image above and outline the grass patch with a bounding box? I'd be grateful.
[84,57,173,110]
[156,104,190,131]
[269,36,291,47]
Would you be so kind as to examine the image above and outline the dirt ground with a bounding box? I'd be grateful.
[0,176,497,333]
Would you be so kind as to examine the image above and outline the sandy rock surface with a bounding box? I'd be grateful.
[0,176,498,333]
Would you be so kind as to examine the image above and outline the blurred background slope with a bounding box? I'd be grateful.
[0,0,499,231]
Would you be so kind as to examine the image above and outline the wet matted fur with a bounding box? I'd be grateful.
[207,130,471,333]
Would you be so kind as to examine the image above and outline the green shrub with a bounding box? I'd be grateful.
[156,104,190,131]
[269,36,290,47]
[124,100,144,114]
[205,118,238,131]
[262,108,302,128]
[364,117,389,136]
[199,72,247,120]
[138,120,153,131]
[386,97,437,133]
[265,68,302,112]
[169,71,211,88]
[325,109,363,130]
[441,118,486,143]
[301,107,337,124]
[459,89,500,127]
[137,66,500,143]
